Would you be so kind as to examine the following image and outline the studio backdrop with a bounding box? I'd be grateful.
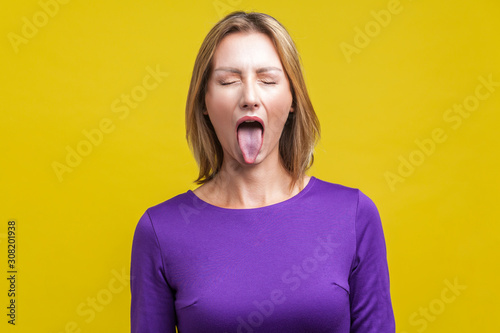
[2,0,499,332]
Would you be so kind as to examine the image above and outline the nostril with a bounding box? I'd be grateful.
[241,102,259,109]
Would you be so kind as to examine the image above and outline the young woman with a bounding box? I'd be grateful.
[131,11,395,332]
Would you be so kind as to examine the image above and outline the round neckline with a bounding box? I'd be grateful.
[186,176,317,212]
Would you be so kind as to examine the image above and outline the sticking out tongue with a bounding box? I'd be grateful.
[237,122,263,164]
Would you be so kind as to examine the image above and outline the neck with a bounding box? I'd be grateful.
[207,151,306,209]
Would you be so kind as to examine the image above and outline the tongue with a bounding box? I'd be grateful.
[237,123,263,164]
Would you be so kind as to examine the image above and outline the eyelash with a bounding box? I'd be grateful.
[219,80,276,85]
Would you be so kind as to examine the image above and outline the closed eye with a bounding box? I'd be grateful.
[220,81,237,85]
[261,80,276,85]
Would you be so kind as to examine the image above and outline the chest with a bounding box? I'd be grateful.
[161,211,356,332]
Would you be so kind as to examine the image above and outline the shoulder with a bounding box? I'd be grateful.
[311,176,357,193]
[135,191,197,234]
[146,191,193,218]
[308,177,380,217]
[309,176,363,204]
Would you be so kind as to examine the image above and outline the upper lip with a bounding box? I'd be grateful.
[236,116,265,133]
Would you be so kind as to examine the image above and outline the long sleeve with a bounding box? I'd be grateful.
[130,210,177,333]
[349,191,395,332]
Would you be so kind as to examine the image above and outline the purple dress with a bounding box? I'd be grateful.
[130,176,395,332]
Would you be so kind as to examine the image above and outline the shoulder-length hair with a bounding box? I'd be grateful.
[185,11,320,192]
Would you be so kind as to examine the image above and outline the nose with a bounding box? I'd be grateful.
[240,81,260,111]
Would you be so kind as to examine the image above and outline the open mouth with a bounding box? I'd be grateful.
[237,120,264,132]
[236,120,264,164]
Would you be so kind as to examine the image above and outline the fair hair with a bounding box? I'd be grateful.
[185,11,320,192]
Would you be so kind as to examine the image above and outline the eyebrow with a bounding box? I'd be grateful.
[213,66,282,74]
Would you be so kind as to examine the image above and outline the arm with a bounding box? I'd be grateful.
[130,210,177,333]
[349,191,395,332]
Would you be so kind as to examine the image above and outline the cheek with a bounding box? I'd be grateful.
[206,88,237,115]
[205,91,234,142]
[265,90,293,131]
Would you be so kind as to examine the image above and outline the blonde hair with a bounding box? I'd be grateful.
[185,11,320,192]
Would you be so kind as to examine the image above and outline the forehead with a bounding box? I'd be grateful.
[212,32,283,70]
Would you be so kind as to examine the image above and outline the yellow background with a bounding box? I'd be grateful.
[2,0,499,332]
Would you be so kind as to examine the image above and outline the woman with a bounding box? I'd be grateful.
[131,11,395,332]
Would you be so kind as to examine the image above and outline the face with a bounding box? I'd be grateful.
[204,32,293,167]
